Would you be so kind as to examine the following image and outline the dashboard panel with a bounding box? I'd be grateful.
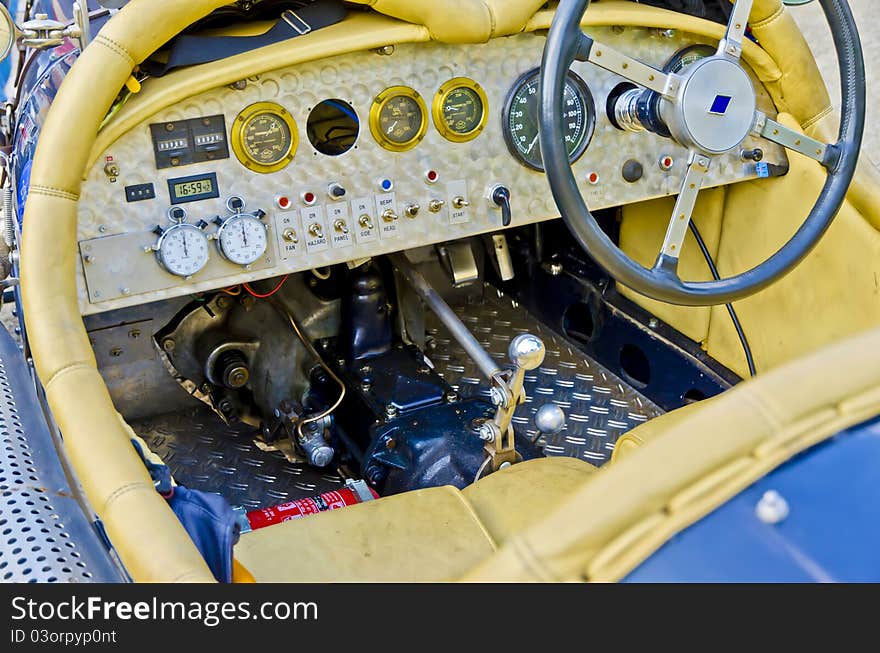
[76,27,787,315]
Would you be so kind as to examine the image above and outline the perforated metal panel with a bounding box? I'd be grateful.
[0,324,123,583]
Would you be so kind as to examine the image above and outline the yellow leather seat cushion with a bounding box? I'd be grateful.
[235,485,495,582]
[462,457,597,544]
[610,400,708,464]
[235,456,596,582]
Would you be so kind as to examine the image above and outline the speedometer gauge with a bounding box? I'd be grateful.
[216,213,268,266]
[502,68,596,171]
[231,102,298,173]
[432,77,488,142]
[369,86,428,152]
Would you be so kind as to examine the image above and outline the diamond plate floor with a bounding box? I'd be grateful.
[425,286,664,465]
[132,408,344,510]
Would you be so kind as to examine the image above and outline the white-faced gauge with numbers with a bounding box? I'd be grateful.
[155,223,210,277]
[216,213,268,265]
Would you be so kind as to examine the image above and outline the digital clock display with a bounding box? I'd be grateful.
[167,172,220,204]
[174,178,213,198]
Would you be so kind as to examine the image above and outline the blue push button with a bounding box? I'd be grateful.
[755,161,770,178]
[380,179,393,192]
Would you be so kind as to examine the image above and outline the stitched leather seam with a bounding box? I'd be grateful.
[803,104,834,131]
[751,5,786,31]
[103,481,154,512]
[95,34,136,66]
[28,185,79,201]
[44,361,94,390]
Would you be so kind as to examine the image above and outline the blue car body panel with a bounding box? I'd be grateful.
[625,418,880,582]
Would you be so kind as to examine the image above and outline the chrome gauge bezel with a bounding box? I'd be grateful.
[502,67,596,172]
[155,223,211,277]
[215,213,269,266]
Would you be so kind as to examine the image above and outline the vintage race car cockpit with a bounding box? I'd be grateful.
[1,0,877,583]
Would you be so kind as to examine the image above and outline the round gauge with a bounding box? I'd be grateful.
[217,213,268,266]
[503,68,596,171]
[432,77,488,143]
[231,101,298,173]
[663,44,716,74]
[156,223,210,277]
[369,86,428,152]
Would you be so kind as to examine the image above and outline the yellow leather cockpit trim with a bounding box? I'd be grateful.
[462,457,597,544]
[21,0,231,583]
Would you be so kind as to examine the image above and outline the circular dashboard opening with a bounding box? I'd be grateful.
[307,99,359,156]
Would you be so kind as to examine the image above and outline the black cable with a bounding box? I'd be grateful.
[687,220,757,378]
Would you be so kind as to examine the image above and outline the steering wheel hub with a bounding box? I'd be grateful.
[663,56,757,155]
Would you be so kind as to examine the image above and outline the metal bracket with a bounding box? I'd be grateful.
[17,3,90,52]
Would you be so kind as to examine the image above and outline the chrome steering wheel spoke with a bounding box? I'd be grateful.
[654,151,711,275]
[718,0,754,60]
[754,111,834,167]
[576,31,676,98]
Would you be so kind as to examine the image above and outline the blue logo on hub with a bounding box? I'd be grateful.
[709,94,733,115]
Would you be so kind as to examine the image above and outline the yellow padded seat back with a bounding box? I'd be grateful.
[235,485,496,582]
[463,457,597,544]
[235,457,597,582]
[610,400,707,464]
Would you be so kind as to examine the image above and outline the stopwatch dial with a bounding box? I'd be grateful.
[218,214,268,266]
[157,224,210,277]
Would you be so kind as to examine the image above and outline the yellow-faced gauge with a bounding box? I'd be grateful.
[369,86,428,152]
[231,101,298,173]
[432,77,488,143]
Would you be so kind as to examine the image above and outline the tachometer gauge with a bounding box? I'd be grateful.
[216,213,268,266]
[432,77,488,143]
[231,102,298,173]
[155,223,210,277]
[503,68,596,171]
[369,86,428,152]
[663,44,716,74]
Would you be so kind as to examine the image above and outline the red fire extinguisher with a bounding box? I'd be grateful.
[236,479,379,533]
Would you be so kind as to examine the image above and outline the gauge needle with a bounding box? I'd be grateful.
[526,134,539,154]
[241,221,248,247]
[182,232,189,258]
[386,120,398,134]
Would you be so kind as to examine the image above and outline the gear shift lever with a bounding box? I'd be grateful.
[478,333,545,475]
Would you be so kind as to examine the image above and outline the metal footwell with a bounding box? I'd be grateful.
[0,324,123,583]
[132,408,344,510]
[425,285,664,465]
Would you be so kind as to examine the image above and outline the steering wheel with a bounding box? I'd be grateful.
[539,0,865,306]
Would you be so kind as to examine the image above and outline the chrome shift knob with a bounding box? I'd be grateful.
[534,404,566,436]
[508,333,545,371]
